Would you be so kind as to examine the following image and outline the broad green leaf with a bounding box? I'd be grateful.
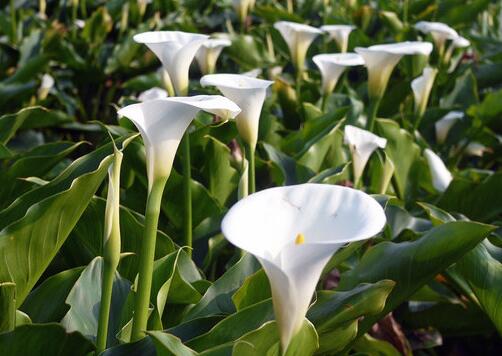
[20,267,84,323]
[353,333,401,356]
[0,106,73,144]
[0,323,94,356]
[376,119,421,200]
[232,319,318,356]
[184,253,260,321]
[0,137,134,306]
[186,299,275,351]
[454,242,502,334]
[148,331,197,356]
[226,34,274,70]
[232,269,271,311]
[440,69,479,109]
[66,196,175,281]
[308,281,395,353]
[203,136,239,206]
[0,141,85,207]
[338,221,494,340]
[438,171,502,222]
[151,249,203,326]
[61,257,131,346]
[101,337,156,356]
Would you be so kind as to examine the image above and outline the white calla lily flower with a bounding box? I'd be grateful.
[195,38,232,75]
[221,183,386,351]
[344,125,387,186]
[444,35,470,68]
[411,66,437,118]
[38,73,55,100]
[138,87,168,102]
[424,148,452,192]
[274,21,323,73]
[464,142,488,157]
[435,111,463,144]
[200,74,274,150]
[414,21,458,53]
[118,96,241,189]
[321,25,356,53]
[356,42,433,100]
[313,53,364,96]
[133,31,209,96]
[233,0,254,24]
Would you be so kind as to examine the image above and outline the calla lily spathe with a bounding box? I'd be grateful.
[424,148,452,192]
[138,87,168,102]
[313,53,364,96]
[233,0,255,24]
[344,125,387,186]
[355,42,433,99]
[274,21,323,73]
[414,21,458,53]
[435,111,463,144]
[444,36,470,68]
[117,96,240,190]
[221,183,386,351]
[195,38,232,75]
[133,31,209,96]
[320,25,355,53]
[411,66,437,118]
[200,74,274,150]
[38,73,54,100]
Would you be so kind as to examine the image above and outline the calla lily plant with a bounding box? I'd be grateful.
[344,125,387,188]
[312,53,364,110]
[200,73,274,194]
[411,66,437,126]
[321,25,355,53]
[222,183,386,352]
[355,41,433,130]
[117,96,241,341]
[424,148,452,193]
[195,38,232,75]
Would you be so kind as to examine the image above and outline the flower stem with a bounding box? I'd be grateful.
[246,144,255,194]
[366,97,381,132]
[130,177,167,341]
[321,93,329,112]
[96,261,115,352]
[182,133,192,254]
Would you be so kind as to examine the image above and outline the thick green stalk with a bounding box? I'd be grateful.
[247,144,256,194]
[96,149,123,353]
[131,177,167,341]
[96,262,115,352]
[10,0,16,45]
[182,133,192,254]
[366,97,381,132]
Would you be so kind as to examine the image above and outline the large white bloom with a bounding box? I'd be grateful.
[435,111,463,144]
[424,148,452,192]
[411,66,437,118]
[344,125,387,185]
[200,74,274,150]
[221,183,386,350]
[38,73,55,100]
[133,31,209,95]
[313,53,364,95]
[137,87,168,102]
[117,96,240,189]
[355,41,433,99]
[320,24,356,53]
[274,21,323,73]
[414,21,458,52]
[195,38,232,75]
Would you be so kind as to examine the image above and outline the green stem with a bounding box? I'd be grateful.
[131,178,167,341]
[247,144,255,194]
[296,70,304,120]
[321,93,329,112]
[182,133,192,254]
[10,0,16,45]
[96,261,115,352]
[96,151,123,353]
[366,97,381,132]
